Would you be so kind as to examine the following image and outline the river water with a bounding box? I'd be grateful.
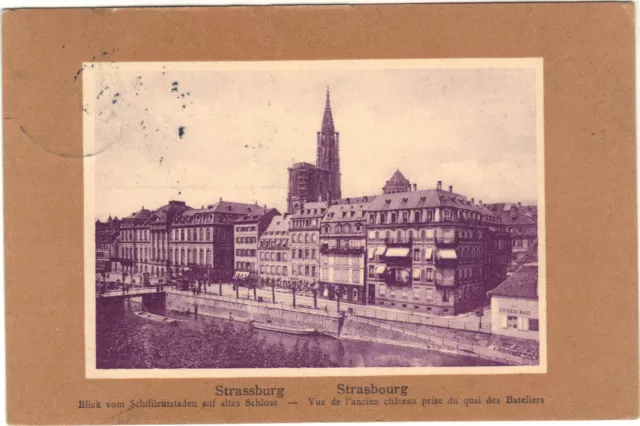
[97,302,501,369]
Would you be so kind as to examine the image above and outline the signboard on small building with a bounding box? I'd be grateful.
[488,264,539,340]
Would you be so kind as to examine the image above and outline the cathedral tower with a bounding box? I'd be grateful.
[316,87,342,200]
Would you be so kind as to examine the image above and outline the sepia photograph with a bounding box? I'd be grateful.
[83,59,546,378]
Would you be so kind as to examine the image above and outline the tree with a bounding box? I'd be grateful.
[309,279,320,309]
[329,284,346,313]
[283,279,303,308]
[270,278,280,304]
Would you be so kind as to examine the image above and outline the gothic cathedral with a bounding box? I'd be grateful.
[287,88,342,213]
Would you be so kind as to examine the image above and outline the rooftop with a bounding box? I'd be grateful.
[235,207,280,224]
[488,264,539,300]
[322,202,371,223]
[261,215,290,236]
[368,188,486,213]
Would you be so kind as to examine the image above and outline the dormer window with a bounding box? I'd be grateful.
[385,199,392,205]
[419,196,426,203]
[402,198,408,204]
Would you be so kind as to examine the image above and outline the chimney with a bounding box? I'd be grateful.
[471,198,474,204]
[318,194,323,202]
[263,204,267,209]
[518,201,522,207]
[327,191,333,207]
[449,185,453,192]
[437,181,442,190]
[413,183,417,191]
[219,197,222,201]
[479,200,483,207]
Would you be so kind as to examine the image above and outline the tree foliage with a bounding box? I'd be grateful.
[96,313,341,369]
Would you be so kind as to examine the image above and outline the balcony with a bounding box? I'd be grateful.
[320,246,365,255]
[384,236,413,246]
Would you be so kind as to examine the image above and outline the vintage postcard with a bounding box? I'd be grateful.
[3,4,637,425]
[84,59,546,379]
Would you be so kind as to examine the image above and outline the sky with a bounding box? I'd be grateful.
[88,61,539,220]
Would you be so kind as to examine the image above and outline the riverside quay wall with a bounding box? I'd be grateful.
[164,291,343,336]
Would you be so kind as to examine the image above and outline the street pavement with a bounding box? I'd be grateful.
[98,274,491,332]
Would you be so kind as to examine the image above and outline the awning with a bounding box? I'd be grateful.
[367,247,376,259]
[412,268,421,279]
[232,272,241,280]
[437,249,457,259]
[375,265,387,274]
[425,248,434,260]
[385,247,410,257]
[425,229,435,239]
[375,246,387,256]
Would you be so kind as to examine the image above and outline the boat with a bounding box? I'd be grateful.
[248,320,317,336]
[133,311,177,325]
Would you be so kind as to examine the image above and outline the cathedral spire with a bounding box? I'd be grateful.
[321,86,334,133]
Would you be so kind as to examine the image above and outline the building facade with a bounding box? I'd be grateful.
[288,201,327,284]
[104,199,264,283]
[171,200,256,281]
[233,208,280,280]
[258,215,290,283]
[486,202,538,276]
[319,198,374,304]
[95,216,121,274]
[366,178,508,315]
[118,207,152,277]
[287,88,341,213]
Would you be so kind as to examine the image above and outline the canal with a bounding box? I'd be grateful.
[96,300,502,369]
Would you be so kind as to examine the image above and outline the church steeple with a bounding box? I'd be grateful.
[321,86,335,133]
[316,87,341,201]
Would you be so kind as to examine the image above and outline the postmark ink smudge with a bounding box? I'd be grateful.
[171,81,179,92]
[178,126,186,139]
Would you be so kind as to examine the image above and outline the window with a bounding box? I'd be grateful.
[291,249,296,259]
[391,213,397,223]
[305,249,309,259]
[305,265,310,276]
[442,289,449,302]
[311,249,316,259]
[402,211,409,222]
[414,211,421,222]
[312,266,316,277]
[380,213,386,224]
[368,265,375,278]
[529,319,539,331]
[413,249,420,261]
[369,214,375,224]
[507,316,518,329]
